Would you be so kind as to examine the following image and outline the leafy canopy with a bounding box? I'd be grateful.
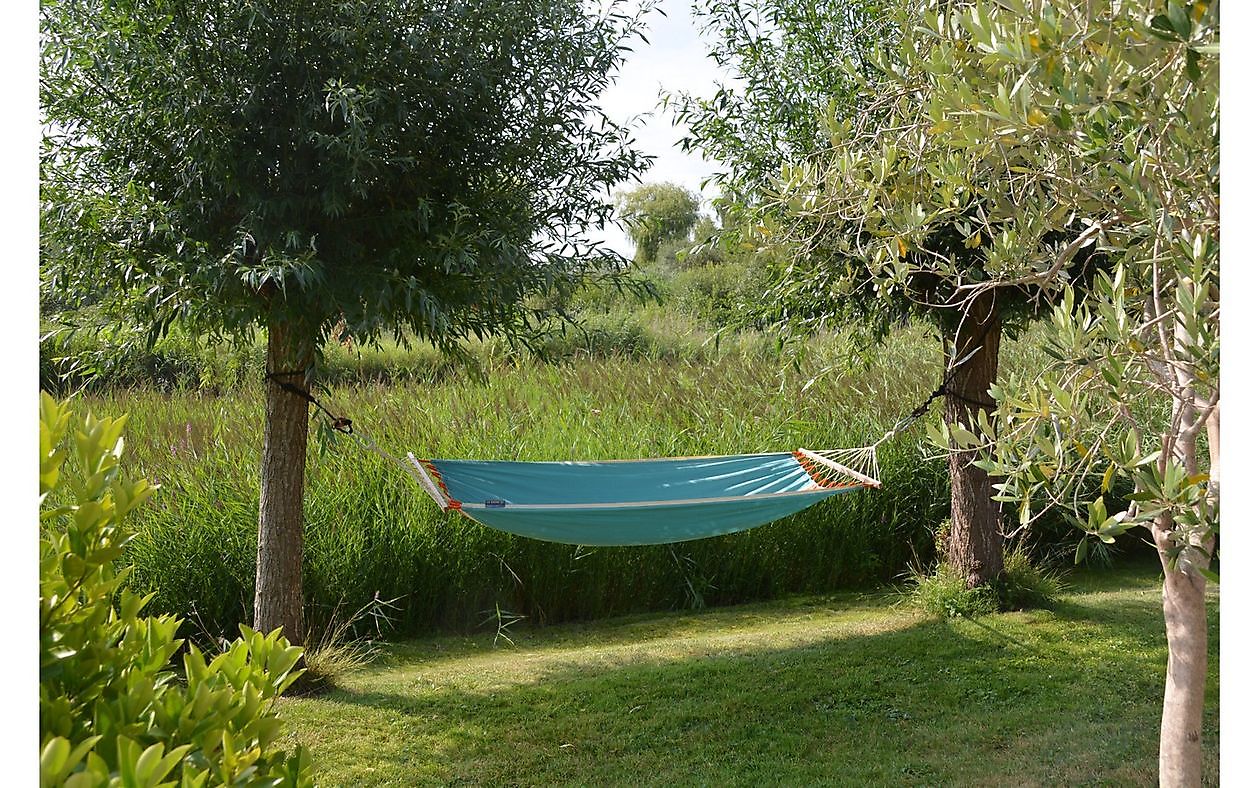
[666,0,891,214]
[756,1,1127,341]
[672,1,1122,356]
[614,182,702,264]
[898,0,1219,566]
[41,0,653,349]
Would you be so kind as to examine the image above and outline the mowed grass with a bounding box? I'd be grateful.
[279,559,1218,786]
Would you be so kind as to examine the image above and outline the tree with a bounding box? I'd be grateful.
[673,0,1082,588]
[667,0,892,218]
[614,182,701,263]
[769,1,1218,782]
[41,0,653,645]
[901,2,1217,783]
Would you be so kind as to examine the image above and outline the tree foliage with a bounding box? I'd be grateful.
[674,0,1088,590]
[667,0,891,215]
[779,0,1218,781]
[615,182,702,264]
[39,394,312,786]
[898,0,1220,571]
[665,1,908,337]
[40,0,654,350]
[40,0,658,645]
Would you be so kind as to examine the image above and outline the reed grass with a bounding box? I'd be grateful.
[71,308,1064,641]
[78,320,954,638]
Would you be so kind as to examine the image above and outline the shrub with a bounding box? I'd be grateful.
[994,546,1067,611]
[671,260,772,329]
[40,317,263,395]
[907,538,1064,618]
[905,563,999,619]
[38,394,313,786]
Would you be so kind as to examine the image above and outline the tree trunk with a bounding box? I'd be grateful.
[1154,392,1216,787]
[254,320,314,645]
[1155,526,1211,788]
[944,292,1004,588]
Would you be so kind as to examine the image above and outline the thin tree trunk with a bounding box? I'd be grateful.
[1156,529,1210,788]
[254,319,314,644]
[944,292,1004,588]
[1154,393,1216,787]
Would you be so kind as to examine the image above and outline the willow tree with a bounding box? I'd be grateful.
[672,0,1091,587]
[614,182,701,264]
[772,1,1219,783]
[40,0,652,644]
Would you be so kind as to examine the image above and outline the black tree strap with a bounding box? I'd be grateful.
[898,365,963,428]
[265,370,354,434]
[878,347,993,443]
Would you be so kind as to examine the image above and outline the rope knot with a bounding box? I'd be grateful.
[264,370,354,434]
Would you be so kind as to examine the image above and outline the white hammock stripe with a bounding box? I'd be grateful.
[455,485,863,510]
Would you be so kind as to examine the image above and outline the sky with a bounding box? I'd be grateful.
[593,0,736,257]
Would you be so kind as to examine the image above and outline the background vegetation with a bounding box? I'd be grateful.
[44,241,1125,644]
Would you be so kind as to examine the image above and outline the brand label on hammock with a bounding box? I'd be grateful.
[484,499,507,508]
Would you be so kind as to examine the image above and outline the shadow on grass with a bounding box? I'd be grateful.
[379,586,908,667]
[285,579,1219,787]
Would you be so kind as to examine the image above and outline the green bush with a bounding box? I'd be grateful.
[905,563,1000,619]
[671,260,772,329]
[39,394,313,787]
[993,545,1066,611]
[40,319,263,395]
[906,544,1065,618]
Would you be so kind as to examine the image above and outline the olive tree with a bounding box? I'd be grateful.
[674,0,1091,587]
[41,0,653,645]
[922,3,1217,783]
[772,1,1218,783]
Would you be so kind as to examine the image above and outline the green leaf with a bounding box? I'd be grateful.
[39,399,312,784]
[1185,47,1201,81]
[1075,537,1089,565]
[1167,2,1191,39]
[39,738,70,785]
[1149,15,1179,40]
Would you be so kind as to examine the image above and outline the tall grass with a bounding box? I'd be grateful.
[88,321,964,640]
[58,294,1082,642]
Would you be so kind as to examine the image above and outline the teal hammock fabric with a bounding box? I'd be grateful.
[414,452,868,546]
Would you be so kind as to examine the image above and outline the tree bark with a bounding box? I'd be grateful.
[1156,525,1210,788]
[944,292,1004,588]
[1154,391,1216,787]
[254,319,314,645]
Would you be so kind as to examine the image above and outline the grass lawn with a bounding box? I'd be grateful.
[280,558,1218,786]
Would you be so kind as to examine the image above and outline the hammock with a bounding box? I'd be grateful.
[297,358,965,548]
[389,446,883,546]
